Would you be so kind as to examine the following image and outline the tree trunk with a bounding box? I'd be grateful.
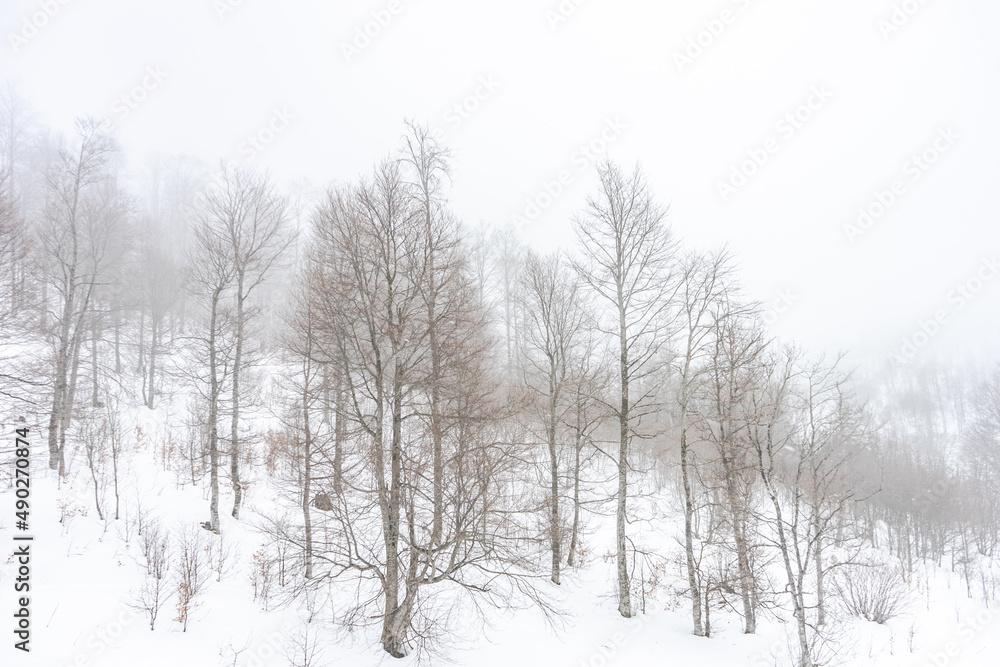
[815,524,825,626]
[207,287,223,533]
[333,357,345,494]
[60,326,85,477]
[146,315,157,409]
[48,275,75,470]
[568,395,583,567]
[48,352,67,470]
[616,301,632,618]
[137,308,145,374]
[88,448,103,521]
[112,446,120,520]
[91,306,100,407]
[681,422,705,635]
[380,354,407,656]
[302,368,313,579]
[231,284,246,520]
[548,386,561,585]
[113,307,121,375]
[724,452,756,634]
[758,435,812,667]
[427,220,445,547]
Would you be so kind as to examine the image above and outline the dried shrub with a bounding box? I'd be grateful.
[834,562,910,624]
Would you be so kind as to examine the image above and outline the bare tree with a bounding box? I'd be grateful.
[282,273,327,580]
[175,525,210,631]
[563,324,607,568]
[209,166,291,520]
[694,296,765,634]
[673,249,736,636]
[467,220,497,314]
[302,156,552,658]
[133,521,171,630]
[400,121,454,546]
[38,118,124,472]
[797,355,872,627]
[314,163,428,656]
[0,82,37,204]
[189,193,236,533]
[137,221,184,408]
[0,168,29,317]
[79,415,108,521]
[572,160,678,618]
[748,348,873,666]
[493,226,524,367]
[747,345,812,662]
[104,395,125,520]
[966,366,1000,502]
[520,250,587,584]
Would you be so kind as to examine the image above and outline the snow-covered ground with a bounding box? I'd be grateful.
[2,405,999,667]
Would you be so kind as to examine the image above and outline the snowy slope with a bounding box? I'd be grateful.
[2,408,999,667]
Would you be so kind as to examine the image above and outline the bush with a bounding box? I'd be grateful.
[834,562,910,624]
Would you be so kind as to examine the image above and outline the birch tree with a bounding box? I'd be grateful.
[520,250,587,584]
[696,299,766,634]
[673,249,735,635]
[748,346,813,664]
[572,160,678,618]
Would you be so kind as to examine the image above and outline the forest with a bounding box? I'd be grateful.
[1,83,999,666]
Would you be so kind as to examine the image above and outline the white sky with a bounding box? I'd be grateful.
[2,0,998,367]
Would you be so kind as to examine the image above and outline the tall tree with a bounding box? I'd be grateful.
[283,271,325,580]
[0,84,36,315]
[189,193,236,533]
[0,169,25,315]
[572,160,678,618]
[696,298,766,634]
[520,250,587,584]
[209,165,291,519]
[306,155,550,658]
[797,355,871,628]
[137,224,183,408]
[673,249,735,636]
[400,121,454,545]
[748,346,812,664]
[38,118,123,472]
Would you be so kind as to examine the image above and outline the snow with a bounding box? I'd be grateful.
[2,406,999,667]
